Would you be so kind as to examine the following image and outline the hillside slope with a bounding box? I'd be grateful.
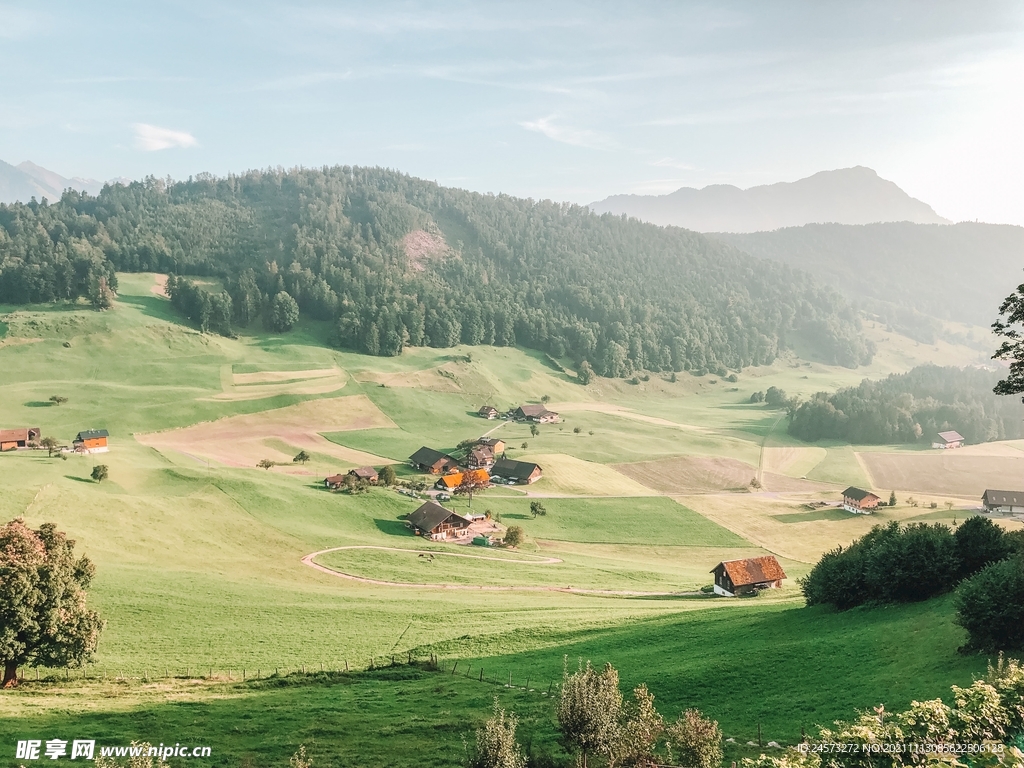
[0,158,103,204]
[0,166,875,372]
[590,167,949,232]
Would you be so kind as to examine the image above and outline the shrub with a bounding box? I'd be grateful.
[955,556,1024,652]
[666,709,723,768]
[466,700,527,768]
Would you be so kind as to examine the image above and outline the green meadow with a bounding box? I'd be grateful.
[0,273,1006,766]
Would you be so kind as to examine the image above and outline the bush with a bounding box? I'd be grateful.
[955,515,1014,581]
[503,527,524,548]
[955,556,1024,652]
[666,709,723,768]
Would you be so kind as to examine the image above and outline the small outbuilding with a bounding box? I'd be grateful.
[842,486,881,514]
[932,430,965,449]
[406,501,473,541]
[513,404,559,423]
[710,556,787,597]
[409,446,459,475]
[348,466,379,483]
[324,474,346,490]
[435,468,491,491]
[982,490,1024,514]
[0,427,40,451]
[491,458,543,484]
[73,429,109,453]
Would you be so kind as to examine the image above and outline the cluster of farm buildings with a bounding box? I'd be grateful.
[0,427,110,453]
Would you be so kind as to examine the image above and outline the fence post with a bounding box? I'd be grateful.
[451,661,458,676]
[345,660,349,672]
[758,722,762,749]
[508,671,512,687]
[547,681,553,696]
[480,668,484,682]
[525,677,529,690]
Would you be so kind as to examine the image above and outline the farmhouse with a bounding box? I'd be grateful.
[932,430,965,449]
[478,437,506,453]
[478,405,500,419]
[324,474,346,490]
[711,556,787,597]
[73,429,109,453]
[842,486,881,514]
[348,466,379,483]
[513,404,560,423]
[491,458,543,484]
[409,446,459,474]
[982,490,1024,514]
[435,468,490,491]
[0,427,41,451]
[406,501,472,541]
[466,444,496,469]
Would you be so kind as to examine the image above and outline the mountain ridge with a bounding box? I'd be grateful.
[590,167,950,233]
[0,159,105,204]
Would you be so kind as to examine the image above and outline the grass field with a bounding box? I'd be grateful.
[1,272,1020,766]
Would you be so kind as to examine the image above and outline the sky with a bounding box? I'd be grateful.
[2,1,1023,224]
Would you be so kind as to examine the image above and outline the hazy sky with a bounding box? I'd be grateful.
[2,1,1023,224]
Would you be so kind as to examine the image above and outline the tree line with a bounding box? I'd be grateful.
[0,168,875,377]
[787,364,1024,444]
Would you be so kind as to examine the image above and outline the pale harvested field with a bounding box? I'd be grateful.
[517,453,656,497]
[550,401,712,433]
[205,364,348,401]
[858,447,1024,498]
[136,394,397,469]
[233,368,340,386]
[354,366,464,393]
[150,273,169,298]
[613,455,834,495]
[763,446,828,477]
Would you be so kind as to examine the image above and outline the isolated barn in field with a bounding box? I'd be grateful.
[842,486,880,514]
[406,501,472,541]
[711,556,787,597]
[491,458,543,484]
[982,490,1024,514]
[348,466,379,483]
[435,468,490,491]
[409,447,459,475]
[932,430,965,449]
[513,404,559,423]
[324,474,346,490]
[0,427,41,451]
[478,405,500,419]
[73,429,109,453]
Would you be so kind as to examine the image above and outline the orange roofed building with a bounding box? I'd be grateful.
[435,468,490,491]
[710,556,787,597]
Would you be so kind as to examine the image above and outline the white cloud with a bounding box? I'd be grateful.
[519,115,612,150]
[132,123,198,151]
[649,157,695,171]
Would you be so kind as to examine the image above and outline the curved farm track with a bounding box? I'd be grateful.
[302,545,698,596]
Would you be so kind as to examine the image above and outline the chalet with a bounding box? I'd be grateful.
[477,437,506,454]
[513,404,560,424]
[491,458,543,485]
[842,486,881,514]
[73,429,109,453]
[467,444,496,469]
[982,490,1024,515]
[348,466,379,483]
[711,556,787,597]
[406,501,472,541]
[932,430,965,449]
[324,474,346,490]
[409,446,459,475]
[478,405,500,419]
[435,468,491,491]
[0,427,41,451]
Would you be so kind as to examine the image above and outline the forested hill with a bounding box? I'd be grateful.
[0,166,874,375]
[711,222,1024,333]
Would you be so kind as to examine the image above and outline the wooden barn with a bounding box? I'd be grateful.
[409,446,459,474]
[491,458,543,485]
[0,427,40,451]
[477,436,506,453]
[842,486,880,514]
[711,556,787,597]
[513,404,560,423]
[324,474,346,490]
[73,429,109,453]
[348,466,379,483]
[478,405,500,419]
[435,468,490,491]
[406,501,472,541]
[982,490,1024,514]
[932,430,965,449]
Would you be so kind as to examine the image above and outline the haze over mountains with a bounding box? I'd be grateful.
[590,167,950,233]
[0,159,106,204]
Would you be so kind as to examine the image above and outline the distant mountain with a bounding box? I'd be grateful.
[0,159,104,204]
[590,167,950,233]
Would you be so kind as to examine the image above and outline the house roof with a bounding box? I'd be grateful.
[478,437,504,448]
[407,501,470,533]
[409,446,452,467]
[842,486,879,502]
[349,466,378,479]
[712,556,787,587]
[516,404,557,418]
[0,428,36,442]
[937,430,965,443]
[325,474,346,484]
[437,469,491,489]
[491,458,542,481]
[75,429,109,441]
[479,405,499,413]
[469,445,495,461]
[983,490,1024,506]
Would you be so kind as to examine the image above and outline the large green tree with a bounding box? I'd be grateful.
[994,276,1024,402]
[0,518,104,687]
[270,291,299,333]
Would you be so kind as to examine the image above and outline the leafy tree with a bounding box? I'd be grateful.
[503,527,523,548]
[466,699,527,768]
[764,386,788,408]
[954,516,1013,581]
[573,426,582,434]
[454,472,489,507]
[955,556,1024,652]
[378,465,397,486]
[0,518,104,687]
[90,275,116,309]
[541,395,551,404]
[889,491,897,507]
[520,442,528,450]
[993,275,1024,402]
[49,395,68,406]
[529,424,539,437]
[90,464,108,482]
[611,683,664,768]
[270,291,299,332]
[577,361,594,385]
[749,391,765,403]
[530,501,547,519]
[666,709,723,768]
[257,459,275,470]
[39,436,60,457]
[558,660,623,768]
[293,450,311,465]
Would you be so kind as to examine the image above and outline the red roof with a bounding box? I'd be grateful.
[713,556,787,587]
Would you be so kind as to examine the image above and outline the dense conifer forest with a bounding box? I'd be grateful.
[0,166,875,375]
[788,364,1024,444]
